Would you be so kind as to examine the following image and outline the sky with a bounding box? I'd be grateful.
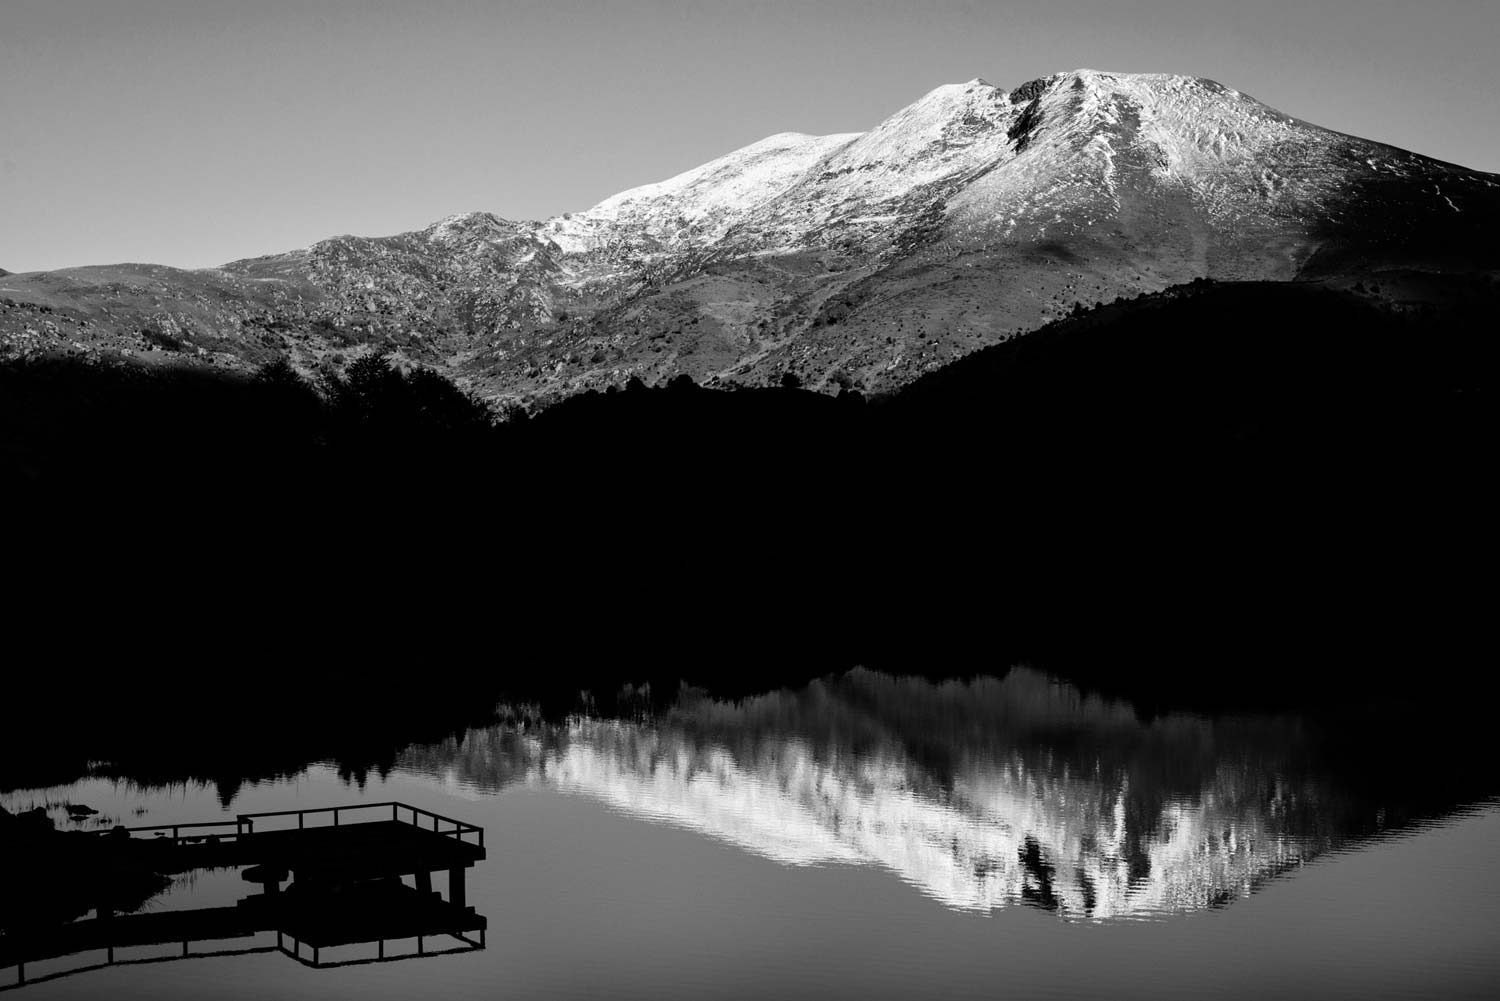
[2,0,1496,272]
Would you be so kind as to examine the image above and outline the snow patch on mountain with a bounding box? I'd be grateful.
[540,131,859,254]
[726,79,1022,249]
[819,79,1014,189]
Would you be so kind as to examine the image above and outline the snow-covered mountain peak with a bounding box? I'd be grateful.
[530,72,1319,260]
[538,78,1028,256]
[278,71,1499,281]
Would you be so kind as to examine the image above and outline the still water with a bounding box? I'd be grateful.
[5,668,1499,1000]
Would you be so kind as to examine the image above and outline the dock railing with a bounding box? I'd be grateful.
[234,802,485,848]
[88,801,484,849]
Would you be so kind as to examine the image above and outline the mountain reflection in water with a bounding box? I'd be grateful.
[396,668,1491,922]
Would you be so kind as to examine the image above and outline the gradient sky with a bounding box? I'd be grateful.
[3,0,1496,272]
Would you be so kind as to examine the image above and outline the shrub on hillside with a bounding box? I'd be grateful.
[321,351,494,440]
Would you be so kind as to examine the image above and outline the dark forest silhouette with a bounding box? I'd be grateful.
[2,278,1493,794]
[6,279,1487,510]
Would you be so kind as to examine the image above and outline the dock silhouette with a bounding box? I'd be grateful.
[1,802,487,990]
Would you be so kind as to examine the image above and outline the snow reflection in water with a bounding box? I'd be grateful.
[398,668,1410,921]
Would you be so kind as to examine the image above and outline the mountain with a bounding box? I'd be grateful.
[3,70,1496,404]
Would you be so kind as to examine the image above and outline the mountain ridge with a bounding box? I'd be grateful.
[3,68,1496,404]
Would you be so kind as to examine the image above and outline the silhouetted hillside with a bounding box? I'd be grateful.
[880,277,1489,483]
[0,350,492,500]
[7,277,1489,507]
[497,278,1492,689]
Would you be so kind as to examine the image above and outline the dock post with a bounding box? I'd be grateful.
[416,870,432,894]
[418,936,424,956]
[313,946,319,967]
[182,940,188,957]
[449,867,466,908]
[17,962,24,986]
[378,939,384,959]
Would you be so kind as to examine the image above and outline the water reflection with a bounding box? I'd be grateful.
[397,668,1488,921]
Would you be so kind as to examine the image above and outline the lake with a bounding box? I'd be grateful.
[4,668,1498,1000]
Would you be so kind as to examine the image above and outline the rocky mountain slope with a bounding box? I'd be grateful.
[4,69,1496,404]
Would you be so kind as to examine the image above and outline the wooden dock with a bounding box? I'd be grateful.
[0,801,488,990]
